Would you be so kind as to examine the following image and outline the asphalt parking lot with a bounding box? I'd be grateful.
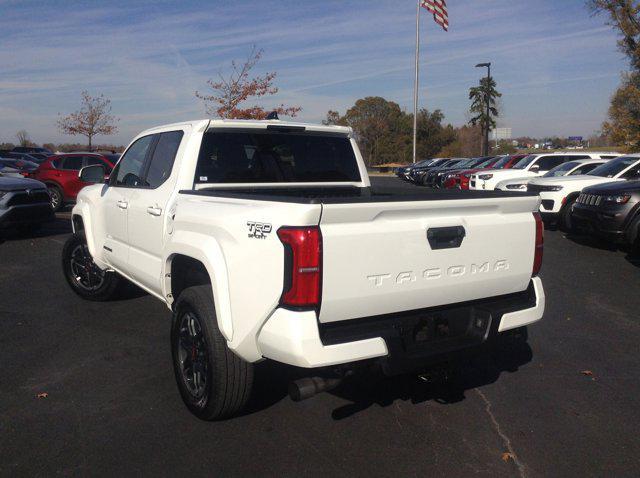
[1,177,640,477]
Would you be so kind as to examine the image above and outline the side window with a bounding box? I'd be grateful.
[535,156,565,171]
[144,131,183,188]
[111,135,154,187]
[621,165,640,179]
[566,155,590,161]
[572,164,599,175]
[84,156,113,173]
[61,156,83,170]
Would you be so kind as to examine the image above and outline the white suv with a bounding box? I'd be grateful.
[469,152,619,191]
[528,154,640,228]
[495,159,609,191]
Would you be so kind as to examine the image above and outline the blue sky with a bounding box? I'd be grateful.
[0,0,629,145]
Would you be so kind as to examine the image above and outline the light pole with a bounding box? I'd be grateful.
[475,62,491,156]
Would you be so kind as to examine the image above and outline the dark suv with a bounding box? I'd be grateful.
[571,180,640,246]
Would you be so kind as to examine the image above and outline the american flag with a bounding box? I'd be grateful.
[421,0,449,31]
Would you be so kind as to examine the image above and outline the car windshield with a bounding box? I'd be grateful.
[543,161,581,177]
[588,156,639,178]
[441,159,463,168]
[512,155,537,170]
[476,157,497,168]
[465,157,490,168]
[105,154,121,163]
[491,156,515,168]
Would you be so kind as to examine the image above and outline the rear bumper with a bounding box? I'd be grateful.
[257,277,544,369]
[0,203,54,229]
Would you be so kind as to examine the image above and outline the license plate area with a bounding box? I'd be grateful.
[400,308,492,357]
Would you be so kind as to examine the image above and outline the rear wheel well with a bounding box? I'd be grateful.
[72,215,84,232]
[170,255,211,302]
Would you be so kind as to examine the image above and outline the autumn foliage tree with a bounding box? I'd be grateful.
[196,46,301,119]
[57,91,119,151]
[325,97,455,165]
[589,1,640,149]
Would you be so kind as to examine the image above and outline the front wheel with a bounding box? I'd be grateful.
[48,185,63,212]
[171,285,254,420]
[62,232,121,301]
[560,197,577,232]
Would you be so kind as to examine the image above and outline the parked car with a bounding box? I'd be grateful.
[469,152,619,191]
[11,146,54,155]
[396,159,432,179]
[414,158,466,185]
[443,154,526,190]
[571,180,640,246]
[0,175,54,234]
[62,118,545,420]
[4,152,46,164]
[0,158,38,174]
[30,153,115,211]
[407,158,452,183]
[495,159,609,191]
[528,155,640,229]
[423,157,492,188]
[26,152,52,162]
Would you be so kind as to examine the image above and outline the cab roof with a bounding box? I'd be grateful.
[140,119,352,136]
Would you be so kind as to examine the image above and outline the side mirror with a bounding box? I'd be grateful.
[79,164,106,184]
[530,164,540,173]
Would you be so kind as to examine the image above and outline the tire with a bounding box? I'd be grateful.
[560,197,577,232]
[61,231,121,301]
[48,185,64,212]
[171,285,254,420]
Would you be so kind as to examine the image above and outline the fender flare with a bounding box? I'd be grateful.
[71,204,102,265]
[164,231,233,341]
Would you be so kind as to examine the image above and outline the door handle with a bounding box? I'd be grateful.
[147,206,162,216]
[117,200,128,210]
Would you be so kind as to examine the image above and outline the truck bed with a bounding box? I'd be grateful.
[180,185,536,204]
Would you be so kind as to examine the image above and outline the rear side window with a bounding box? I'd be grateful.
[536,156,566,171]
[60,156,83,170]
[571,163,600,175]
[144,131,183,188]
[195,130,361,183]
[85,156,113,173]
[112,135,154,187]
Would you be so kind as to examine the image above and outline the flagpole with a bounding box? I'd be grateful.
[412,0,420,164]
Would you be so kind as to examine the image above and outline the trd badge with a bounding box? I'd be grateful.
[247,221,272,239]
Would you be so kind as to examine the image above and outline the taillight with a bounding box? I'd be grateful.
[277,227,322,309]
[532,212,544,276]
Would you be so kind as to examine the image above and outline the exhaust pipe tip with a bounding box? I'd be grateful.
[288,376,343,402]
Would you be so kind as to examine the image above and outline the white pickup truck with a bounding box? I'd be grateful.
[63,118,545,420]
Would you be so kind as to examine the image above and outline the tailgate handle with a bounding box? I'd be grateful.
[427,226,466,250]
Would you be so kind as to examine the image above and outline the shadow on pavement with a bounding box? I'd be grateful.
[564,232,618,252]
[243,333,533,420]
[0,216,72,243]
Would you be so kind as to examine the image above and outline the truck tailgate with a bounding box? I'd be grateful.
[318,196,539,323]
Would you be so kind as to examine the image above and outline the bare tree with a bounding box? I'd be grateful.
[16,130,31,147]
[195,46,301,119]
[57,91,119,151]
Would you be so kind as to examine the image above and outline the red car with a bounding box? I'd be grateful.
[443,154,528,190]
[29,153,118,211]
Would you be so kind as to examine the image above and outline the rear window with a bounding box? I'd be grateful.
[195,130,361,184]
[543,161,580,177]
[589,156,639,178]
